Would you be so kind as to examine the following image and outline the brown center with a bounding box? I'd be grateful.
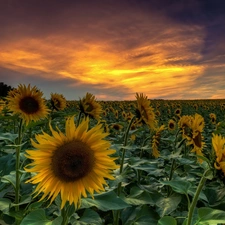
[169,122,175,129]
[193,132,202,148]
[52,140,95,182]
[19,96,40,114]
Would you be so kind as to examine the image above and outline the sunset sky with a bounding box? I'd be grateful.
[1,0,225,100]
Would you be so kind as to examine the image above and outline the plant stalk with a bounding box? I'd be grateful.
[186,168,210,225]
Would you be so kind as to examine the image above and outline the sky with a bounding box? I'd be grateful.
[1,0,225,101]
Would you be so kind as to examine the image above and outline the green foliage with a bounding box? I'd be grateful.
[1,98,225,224]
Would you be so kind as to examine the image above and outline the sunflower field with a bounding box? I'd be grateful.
[1,84,225,225]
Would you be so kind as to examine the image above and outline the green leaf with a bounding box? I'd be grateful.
[20,209,62,225]
[1,171,16,190]
[0,154,15,175]
[74,209,102,225]
[123,187,154,205]
[81,190,130,211]
[122,205,159,225]
[0,198,11,213]
[197,207,225,224]
[0,133,18,143]
[160,180,192,195]
[156,194,181,217]
[157,216,177,225]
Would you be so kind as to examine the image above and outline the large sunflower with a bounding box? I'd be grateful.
[212,133,225,175]
[6,84,49,125]
[135,93,157,130]
[24,116,118,209]
[50,93,67,111]
[79,93,102,120]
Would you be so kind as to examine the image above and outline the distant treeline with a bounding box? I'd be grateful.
[0,82,13,98]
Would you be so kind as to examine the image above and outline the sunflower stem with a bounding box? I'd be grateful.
[140,136,151,158]
[61,206,69,225]
[114,116,135,225]
[76,111,82,126]
[15,119,23,223]
[186,168,210,225]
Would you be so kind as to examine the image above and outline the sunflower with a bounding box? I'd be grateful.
[168,119,176,131]
[24,116,118,209]
[151,125,165,158]
[212,133,225,175]
[135,93,157,130]
[0,99,5,113]
[187,114,205,162]
[111,123,123,131]
[50,93,67,111]
[209,113,216,124]
[174,108,181,118]
[114,110,119,119]
[178,115,193,140]
[79,93,102,120]
[6,84,49,125]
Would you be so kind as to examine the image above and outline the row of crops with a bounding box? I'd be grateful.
[1,84,225,225]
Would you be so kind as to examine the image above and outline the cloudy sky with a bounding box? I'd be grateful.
[1,0,225,100]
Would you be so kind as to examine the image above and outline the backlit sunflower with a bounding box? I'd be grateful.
[79,93,102,120]
[24,116,118,209]
[135,93,157,130]
[6,84,49,125]
[212,133,225,175]
[50,93,67,111]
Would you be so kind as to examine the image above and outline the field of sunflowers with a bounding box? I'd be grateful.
[1,84,225,225]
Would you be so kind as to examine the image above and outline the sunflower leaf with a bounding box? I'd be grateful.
[80,190,130,211]
[0,133,18,143]
[20,209,63,225]
[74,209,102,225]
[157,216,177,225]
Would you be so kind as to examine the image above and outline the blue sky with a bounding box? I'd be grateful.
[1,0,225,100]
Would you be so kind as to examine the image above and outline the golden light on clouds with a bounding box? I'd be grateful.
[0,34,206,100]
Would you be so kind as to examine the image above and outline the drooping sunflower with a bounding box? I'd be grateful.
[151,125,165,158]
[24,116,118,209]
[79,93,102,120]
[6,84,49,125]
[212,133,225,175]
[135,93,157,130]
[178,115,193,140]
[50,93,67,111]
[187,114,205,162]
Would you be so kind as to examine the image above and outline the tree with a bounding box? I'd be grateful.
[0,82,13,98]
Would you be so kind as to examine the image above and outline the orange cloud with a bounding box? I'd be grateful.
[0,16,209,100]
